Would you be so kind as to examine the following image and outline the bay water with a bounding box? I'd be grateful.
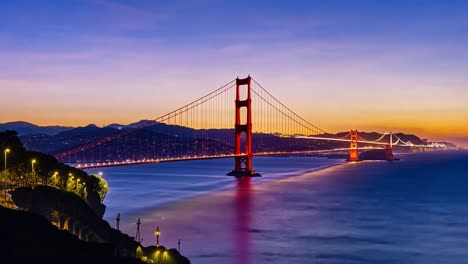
[88,151,468,263]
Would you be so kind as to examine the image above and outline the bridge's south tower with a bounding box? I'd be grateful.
[385,132,395,160]
[227,76,260,177]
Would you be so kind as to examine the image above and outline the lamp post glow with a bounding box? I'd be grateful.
[3,148,10,203]
[68,173,73,191]
[31,159,36,185]
[31,159,36,173]
[53,171,58,186]
[155,227,160,247]
[4,148,10,171]
[154,250,160,264]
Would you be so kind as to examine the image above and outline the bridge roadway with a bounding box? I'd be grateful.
[75,147,381,170]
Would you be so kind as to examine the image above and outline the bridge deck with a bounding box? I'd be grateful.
[74,147,382,169]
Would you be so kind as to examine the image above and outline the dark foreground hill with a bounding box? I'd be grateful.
[0,205,144,264]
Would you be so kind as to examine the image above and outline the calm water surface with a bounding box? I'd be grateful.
[88,151,468,264]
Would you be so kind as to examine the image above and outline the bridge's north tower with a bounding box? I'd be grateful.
[347,129,360,161]
[227,76,260,177]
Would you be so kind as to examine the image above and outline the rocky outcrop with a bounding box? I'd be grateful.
[11,185,139,257]
[0,205,144,264]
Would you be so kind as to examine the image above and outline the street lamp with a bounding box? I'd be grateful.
[31,159,36,185]
[155,227,160,247]
[53,171,59,186]
[31,159,36,173]
[68,173,73,191]
[4,148,10,171]
[3,148,10,203]
[154,250,160,264]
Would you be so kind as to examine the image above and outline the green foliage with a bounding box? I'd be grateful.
[88,174,109,202]
[1,130,108,204]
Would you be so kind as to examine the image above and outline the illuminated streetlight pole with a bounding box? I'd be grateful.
[4,148,10,171]
[3,148,10,203]
[53,171,59,186]
[68,173,73,191]
[154,250,160,264]
[76,178,80,192]
[31,159,36,173]
[163,250,168,264]
[155,226,160,247]
[31,159,36,186]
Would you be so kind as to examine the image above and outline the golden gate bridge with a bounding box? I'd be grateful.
[54,76,444,175]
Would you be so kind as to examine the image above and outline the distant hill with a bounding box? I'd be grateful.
[106,119,155,130]
[2,120,434,157]
[20,125,122,154]
[0,121,73,136]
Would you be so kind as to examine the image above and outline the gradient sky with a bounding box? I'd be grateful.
[1,0,468,146]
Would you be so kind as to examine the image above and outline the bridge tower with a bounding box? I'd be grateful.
[227,76,260,177]
[385,132,395,160]
[347,130,360,161]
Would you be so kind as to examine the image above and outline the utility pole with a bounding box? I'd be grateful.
[178,239,181,253]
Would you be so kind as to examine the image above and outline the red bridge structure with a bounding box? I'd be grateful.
[228,77,259,177]
[54,76,440,176]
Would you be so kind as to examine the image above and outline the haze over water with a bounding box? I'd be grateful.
[89,152,468,263]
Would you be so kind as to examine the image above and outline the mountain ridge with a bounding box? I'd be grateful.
[0,121,73,136]
[1,120,451,156]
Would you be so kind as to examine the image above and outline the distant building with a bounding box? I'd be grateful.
[422,139,428,144]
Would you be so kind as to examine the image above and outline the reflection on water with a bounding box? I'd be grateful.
[90,152,468,263]
[234,177,252,264]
